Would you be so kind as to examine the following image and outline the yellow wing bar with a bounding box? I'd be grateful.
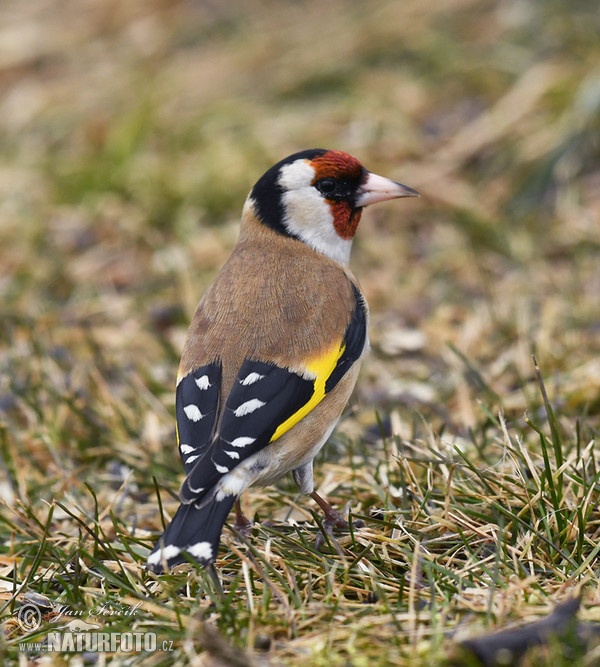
[269,342,346,443]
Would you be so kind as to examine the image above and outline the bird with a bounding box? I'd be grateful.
[148,148,419,573]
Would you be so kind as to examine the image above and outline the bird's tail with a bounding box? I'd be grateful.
[147,492,236,573]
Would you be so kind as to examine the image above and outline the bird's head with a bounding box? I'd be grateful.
[244,148,419,265]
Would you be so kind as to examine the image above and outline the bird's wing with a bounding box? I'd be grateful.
[178,283,367,505]
[175,361,222,475]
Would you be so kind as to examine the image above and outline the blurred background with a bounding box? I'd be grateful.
[1,0,599,535]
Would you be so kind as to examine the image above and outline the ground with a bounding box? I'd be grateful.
[1,1,600,665]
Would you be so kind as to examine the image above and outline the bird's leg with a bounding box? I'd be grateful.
[233,498,253,536]
[310,491,365,533]
[310,491,348,529]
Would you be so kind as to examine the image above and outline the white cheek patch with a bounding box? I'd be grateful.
[278,161,352,265]
[278,160,316,189]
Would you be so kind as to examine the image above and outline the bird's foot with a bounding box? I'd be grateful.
[233,499,253,537]
[310,491,363,550]
[322,506,365,532]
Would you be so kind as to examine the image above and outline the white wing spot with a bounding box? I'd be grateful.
[186,483,205,495]
[148,544,181,566]
[187,541,213,561]
[195,375,211,390]
[224,450,240,460]
[185,455,200,465]
[215,463,229,474]
[230,436,256,448]
[240,372,264,386]
[180,444,195,455]
[234,399,265,417]
[184,404,204,421]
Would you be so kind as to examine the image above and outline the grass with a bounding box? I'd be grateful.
[1,0,600,664]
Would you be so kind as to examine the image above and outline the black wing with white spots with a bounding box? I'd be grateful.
[179,359,314,503]
[176,362,222,475]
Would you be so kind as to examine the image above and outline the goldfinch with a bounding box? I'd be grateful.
[148,149,418,573]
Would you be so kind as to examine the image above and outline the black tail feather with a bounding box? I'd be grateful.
[147,492,236,573]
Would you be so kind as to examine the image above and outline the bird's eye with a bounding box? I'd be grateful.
[315,178,337,196]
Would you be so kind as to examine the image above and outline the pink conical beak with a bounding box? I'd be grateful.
[355,172,419,207]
